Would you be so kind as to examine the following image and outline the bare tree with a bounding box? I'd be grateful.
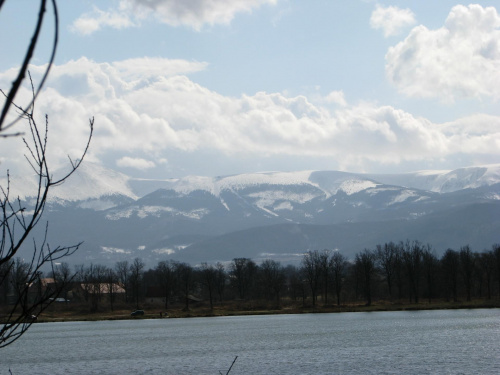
[0,105,92,347]
[393,243,405,300]
[459,245,475,302]
[155,260,176,310]
[176,262,194,311]
[8,258,30,307]
[494,244,500,297]
[402,240,423,303]
[52,262,72,302]
[375,242,398,299]
[422,245,438,303]
[94,265,108,311]
[200,262,217,311]
[301,250,322,307]
[354,249,376,306]
[1,0,93,347]
[318,249,331,306]
[330,251,348,306]
[230,258,257,300]
[286,265,308,306]
[115,260,130,303]
[478,250,495,300]
[259,259,285,308]
[105,267,118,311]
[129,258,145,309]
[441,249,460,302]
[214,262,226,303]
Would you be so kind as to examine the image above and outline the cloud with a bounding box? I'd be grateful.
[386,4,500,101]
[112,57,208,81]
[324,91,347,107]
[370,4,416,37]
[1,57,499,176]
[71,6,136,35]
[71,0,278,35]
[116,157,156,169]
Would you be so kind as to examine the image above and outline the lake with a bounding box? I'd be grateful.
[1,309,499,374]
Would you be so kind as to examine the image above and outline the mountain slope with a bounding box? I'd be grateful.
[174,201,500,264]
[11,163,500,265]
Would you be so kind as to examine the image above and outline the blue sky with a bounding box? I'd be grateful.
[1,0,499,178]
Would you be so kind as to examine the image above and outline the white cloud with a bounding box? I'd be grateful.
[71,6,136,35]
[1,57,499,177]
[71,0,278,35]
[116,156,156,169]
[112,57,208,81]
[370,4,416,37]
[325,90,347,107]
[386,4,500,101]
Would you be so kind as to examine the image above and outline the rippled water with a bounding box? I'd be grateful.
[1,309,499,374]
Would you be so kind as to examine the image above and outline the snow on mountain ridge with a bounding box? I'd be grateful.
[163,171,384,199]
[6,162,499,204]
[105,205,209,220]
[163,170,318,197]
[435,165,500,192]
[367,164,500,193]
[337,179,379,196]
[248,190,321,212]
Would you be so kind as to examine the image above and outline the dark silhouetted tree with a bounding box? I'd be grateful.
[176,262,194,311]
[376,242,398,299]
[402,240,423,303]
[200,262,217,311]
[422,245,438,303]
[301,250,322,307]
[129,258,145,309]
[155,260,176,310]
[459,245,475,302]
[441,249,460,302]
[330,251,348,306]
[214,262,226,303]
[230,258,256,300]
[115,260,129,303]
[478,250,495,300]
[355,249,376,306]
[259,259,285,307]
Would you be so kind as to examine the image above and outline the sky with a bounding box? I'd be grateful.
[1,0,500,179]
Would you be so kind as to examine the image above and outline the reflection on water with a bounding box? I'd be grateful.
[1,309,499,374]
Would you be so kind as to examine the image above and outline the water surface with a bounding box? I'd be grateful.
[1,309,498,374]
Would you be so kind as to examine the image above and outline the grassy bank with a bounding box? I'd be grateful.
[12,298,499,323]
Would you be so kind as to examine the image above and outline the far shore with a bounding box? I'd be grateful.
[17,298,500,324]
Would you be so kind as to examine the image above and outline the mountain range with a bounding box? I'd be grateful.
[9,163,500,266]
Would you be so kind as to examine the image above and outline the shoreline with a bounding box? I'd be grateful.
[25,299,500,324]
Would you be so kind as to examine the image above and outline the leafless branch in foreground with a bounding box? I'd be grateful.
[0,77,93,348]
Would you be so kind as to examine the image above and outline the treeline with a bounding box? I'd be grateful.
[1,241,499,313]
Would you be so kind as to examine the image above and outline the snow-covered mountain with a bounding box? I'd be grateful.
[43,162,500,201]
[366,164,500,193]
[11,163,500,265]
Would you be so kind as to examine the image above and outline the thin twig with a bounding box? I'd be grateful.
[226,356,238,375]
